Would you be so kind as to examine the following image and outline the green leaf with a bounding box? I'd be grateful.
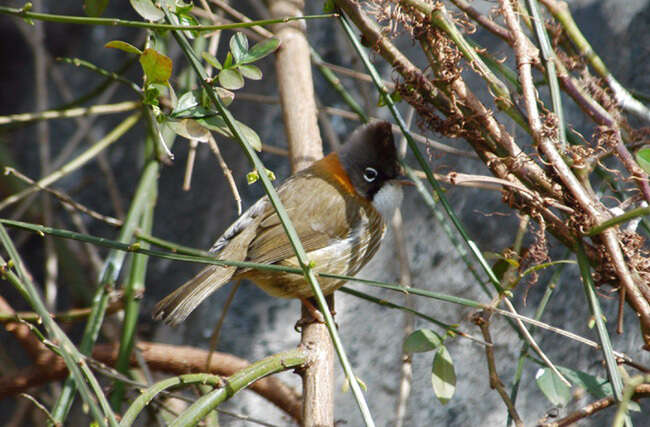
[197,117,262,151]
[84,0,109,17]
[535,368,572,407]
[171,89,234,118]
[218,69,244,90]
[555,366,611,400]
[173,0,194,14]
[636,145,650,174]
[165,119,210,142]
[323,0,335,13]
[404,329,442,353]
[202,52,222,70]
[129,0,164,21]
[246,170,259,184]
[239,64,263,80]
[432,346,456,405]
[143,85,161,106]
[223,52,234,69]
[177,12,200,38]
[239,38,280,64]
[139,48,173,84]
[230,33,249,64]
[104,40,142,55]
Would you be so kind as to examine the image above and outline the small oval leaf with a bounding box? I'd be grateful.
[240,37,280,64]
[404,329,442,353]
[198,117,262,151]
[432,346,456,405]
[218,68,244,90]
[165,119,210,142]
[239,64,262,80]
[230,33,249,63]
[140,48,172,84]
[535,368,572,407]
[201,52,222,70]
[129,0,164,21]
[105,40,142,55]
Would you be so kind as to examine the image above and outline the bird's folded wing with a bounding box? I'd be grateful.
[245,175,358,266]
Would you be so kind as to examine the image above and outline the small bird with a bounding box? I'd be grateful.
[154,121,406,325]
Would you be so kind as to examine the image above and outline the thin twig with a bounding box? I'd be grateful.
[207,134,242,215]
[472,311,524,427]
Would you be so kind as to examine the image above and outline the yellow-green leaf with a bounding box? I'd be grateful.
[139,48,172,84]
[636,145,650,174]
[432,346,456,405]
[404,329,442,353]
[105,40,142,55]
[218,68,244,90]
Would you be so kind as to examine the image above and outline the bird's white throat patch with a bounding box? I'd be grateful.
[372,182,403,220]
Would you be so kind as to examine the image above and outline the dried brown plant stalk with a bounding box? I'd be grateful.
[335,0,650,348]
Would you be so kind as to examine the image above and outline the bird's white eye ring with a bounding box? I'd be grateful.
[363,167,378,182]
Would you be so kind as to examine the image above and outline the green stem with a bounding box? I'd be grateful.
[110,169,157,410]
[0,101,140,125]
[167,349,306,427]
[336,9,505,294]
[164,7,376,426]
[0,111,141,211]
[0,5,336,32]
[525,0,567,149]
[0,226,117,427]
[575,240,630,426]
[50,156,162,423]
[585,206,650,236]
[507,259,567,426]
[310,48,368,122]
[119,374,225,426]
[57,57,142,94]
[340,287,482,344]
[1,218,619,350]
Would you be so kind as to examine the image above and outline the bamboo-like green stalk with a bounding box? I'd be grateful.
[163,7,376,425]
[50,156,162,423]
[110,166,157,410]
[56,57,138,110]
[0,5,336,32]
[166,349,306,427]
[1,217,631,354]
[507,260,567,426]
[340,287,482,344]
[612,375,650,427]
[524,0,567,149]
[119,374,226,426]
[0,111,141,211]
[585,206,650,236]
[336,10,505,294]
[0,101,140,125]
[311,48,368,122]
[0,225,118,427]
[57,57,142,94]
[575,240,630,426]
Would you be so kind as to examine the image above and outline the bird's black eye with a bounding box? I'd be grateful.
[363,167,378,182]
